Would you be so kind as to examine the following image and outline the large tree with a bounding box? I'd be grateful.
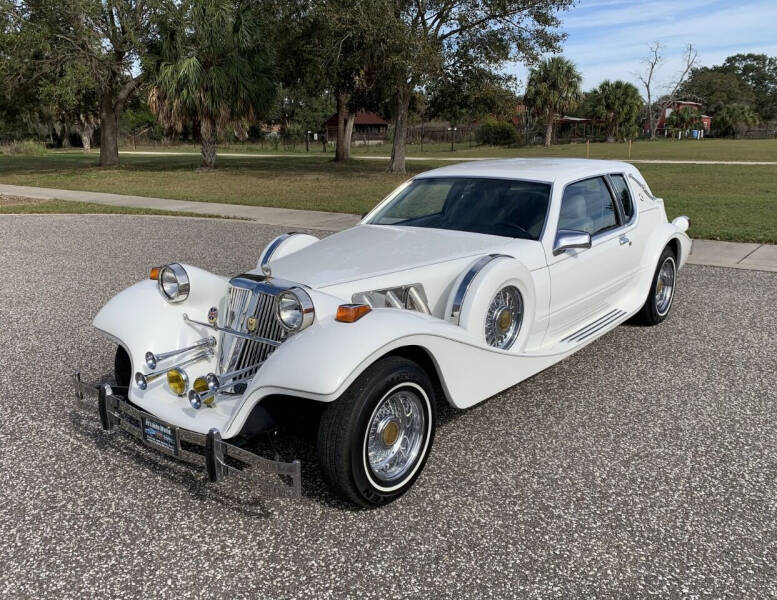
[586,80,643,141]
[4,0,161,165]
[428,61,519,126]
[524,56,582,148]
[678,67,755,115]
[719,53,777,121]
[713,104,758,138]
[378,0,572,173]
[145,0,276,169]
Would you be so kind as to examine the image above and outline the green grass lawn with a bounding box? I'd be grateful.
[0,151,775,243]
[124,137,777,162]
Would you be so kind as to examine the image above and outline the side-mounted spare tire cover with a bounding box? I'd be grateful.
[444,254,535,352]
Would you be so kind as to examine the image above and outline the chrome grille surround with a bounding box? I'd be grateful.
[217,275,292,389]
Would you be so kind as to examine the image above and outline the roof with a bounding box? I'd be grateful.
[414,158,636,184]
[673,100,702,106]
[324,111,389,127]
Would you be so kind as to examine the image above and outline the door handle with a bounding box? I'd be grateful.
[619,235,632,246]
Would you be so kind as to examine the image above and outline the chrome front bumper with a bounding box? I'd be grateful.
[72,372,301,499]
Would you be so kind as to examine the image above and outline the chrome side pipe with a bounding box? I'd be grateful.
[187,362,263,409]
[135,351,212,391]
[145,336,216,370]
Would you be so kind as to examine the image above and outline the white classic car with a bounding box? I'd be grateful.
[74,158,691,506]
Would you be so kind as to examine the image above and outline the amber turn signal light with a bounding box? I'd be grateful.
[336,304,371,323]
[149,266,160,280]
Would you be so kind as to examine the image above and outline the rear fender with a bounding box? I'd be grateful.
[635,223,692,296]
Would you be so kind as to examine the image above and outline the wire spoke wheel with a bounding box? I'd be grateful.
[366,388,425,484]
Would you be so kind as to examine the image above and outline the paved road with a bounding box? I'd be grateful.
[2,215,776,599]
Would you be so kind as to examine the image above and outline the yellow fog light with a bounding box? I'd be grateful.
[192,376,214,407]
[166,368,189,396]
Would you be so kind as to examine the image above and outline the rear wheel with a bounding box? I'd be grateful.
[317,356,436,507]
[637,246,677,325]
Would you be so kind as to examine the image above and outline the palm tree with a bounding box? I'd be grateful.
[587,80,643,141]
[524,57,582,148]
[714,104,758,138]
[145,0,276,169]
[666,106,702,138]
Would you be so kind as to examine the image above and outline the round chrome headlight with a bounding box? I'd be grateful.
[275,288,314,332]
[485,286,523,349]
[157,263,190,303]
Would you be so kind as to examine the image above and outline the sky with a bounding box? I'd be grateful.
[508,0,777,94]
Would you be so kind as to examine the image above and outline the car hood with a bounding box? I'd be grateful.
[260,225,541,289]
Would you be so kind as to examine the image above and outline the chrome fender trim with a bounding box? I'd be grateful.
[258,233,294,274]
[449,254,512,325]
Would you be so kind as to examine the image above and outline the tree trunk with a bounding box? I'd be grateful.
[335,92,348,162]
[343,112,356,160]
[81,126,94,152]
[388,85,411,173]
[543,115,553,148]
[200,116,217,169]
[99,92,119,166]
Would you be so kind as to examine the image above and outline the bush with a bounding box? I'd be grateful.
[475,119,519,146]
[0,140,47,156]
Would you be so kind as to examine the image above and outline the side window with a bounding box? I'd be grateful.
[558,176,618,236]
[610,174,634,221]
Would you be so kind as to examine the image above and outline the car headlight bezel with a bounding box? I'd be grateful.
[157,263,190,303]
[275,287,314,333]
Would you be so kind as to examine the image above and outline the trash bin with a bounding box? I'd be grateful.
[691,129,699,139]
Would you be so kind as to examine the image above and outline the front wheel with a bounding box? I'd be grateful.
[637,246,677,325]
[317,356,437,507]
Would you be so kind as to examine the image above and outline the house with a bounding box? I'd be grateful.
[323,111,389,145]
[645,100,712,136]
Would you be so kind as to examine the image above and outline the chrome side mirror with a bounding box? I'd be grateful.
[553,229,592,256]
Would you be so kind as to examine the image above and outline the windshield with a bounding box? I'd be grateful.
[367,177,551,240]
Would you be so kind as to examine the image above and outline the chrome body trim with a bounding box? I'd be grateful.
[259,233,299,275]
[561,309,626,343]
[144,336,216,370]
[351,283,430,314]
[449,254,512,325]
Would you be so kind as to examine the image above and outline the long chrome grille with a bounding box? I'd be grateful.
[218,281,288,387]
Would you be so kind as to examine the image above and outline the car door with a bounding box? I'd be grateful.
[544,175,634,344]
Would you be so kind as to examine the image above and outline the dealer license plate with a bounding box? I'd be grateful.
[141,415,179,456]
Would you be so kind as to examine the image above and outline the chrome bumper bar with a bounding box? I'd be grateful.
[72,372,301,499]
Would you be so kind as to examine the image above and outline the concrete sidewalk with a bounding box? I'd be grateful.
[1,183,774,272]
[0,183,360,231]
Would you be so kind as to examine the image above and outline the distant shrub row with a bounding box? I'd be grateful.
[475,118,518,147]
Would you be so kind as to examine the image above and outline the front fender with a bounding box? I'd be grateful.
[225,307,556,438]
[93,264,230,383]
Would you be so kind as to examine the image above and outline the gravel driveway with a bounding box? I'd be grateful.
[1,215,776,599]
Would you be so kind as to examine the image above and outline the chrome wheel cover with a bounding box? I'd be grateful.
[655,256,676,316]
[366,387,426,484]
[485,286,523,349]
